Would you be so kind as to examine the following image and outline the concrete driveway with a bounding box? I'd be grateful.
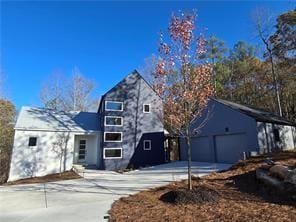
[0,161,230,222]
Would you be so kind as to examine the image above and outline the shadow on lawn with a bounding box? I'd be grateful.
[227,170,296,207]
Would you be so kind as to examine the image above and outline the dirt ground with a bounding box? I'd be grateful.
[109,151,296,222]
[3,170,81,185]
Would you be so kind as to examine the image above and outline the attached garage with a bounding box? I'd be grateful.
[189,133,247,163]
[215,134,247,163]
[191,136,213,162]
[180,98,295,164]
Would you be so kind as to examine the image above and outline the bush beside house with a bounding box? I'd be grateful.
[0,99,15,184]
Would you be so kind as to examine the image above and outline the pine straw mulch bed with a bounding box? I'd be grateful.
[109,151,296,222]
[3,170,81,186]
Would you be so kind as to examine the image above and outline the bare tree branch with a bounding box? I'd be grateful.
[64,67,97,111]
[40,70,65,110]
[40,67,99,112]
[0,67,6,99]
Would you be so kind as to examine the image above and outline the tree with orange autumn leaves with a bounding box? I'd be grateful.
[152,11,214,190]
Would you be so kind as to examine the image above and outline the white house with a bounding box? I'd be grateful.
[8,107,101,181]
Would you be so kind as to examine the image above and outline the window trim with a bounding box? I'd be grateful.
[103,148,122,159]
[28,136,38,147]
[143,140,151,150]
[143,104,151,113]
[104,116,123,127]
[104,132,122,142]
[105,101,123,111]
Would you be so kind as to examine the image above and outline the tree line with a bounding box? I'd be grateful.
[200,9,295,122]
[0,70,16,183]
[139,9,295,122]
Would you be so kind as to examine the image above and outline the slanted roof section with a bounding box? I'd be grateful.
[103,70,140,96]
[97,70,139,113]
[97,70,161,112]
[214,98,295,126]
[103,70,158,96]
[15,106,100,132]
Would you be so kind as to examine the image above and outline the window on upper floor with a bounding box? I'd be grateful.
[28,137,37,146]
[105,101,123,111]
[104,116,123,126]
[104,132,122,142]
[143,104,150,113]
[103,148,122,159]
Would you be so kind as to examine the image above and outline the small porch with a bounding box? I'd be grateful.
[73,133,101,168]
[164,133,181,162]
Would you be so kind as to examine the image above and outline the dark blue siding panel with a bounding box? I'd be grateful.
[99,71,165,170]
[128,132,165,168]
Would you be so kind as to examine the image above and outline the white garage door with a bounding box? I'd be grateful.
[191,136,214,162]
[215,134,247,163]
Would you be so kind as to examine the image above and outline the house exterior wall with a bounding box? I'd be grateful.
[8,130,75,181]
[180,100,259,163]
[9,130,101,181]
[257,122,296,152]
[8,71,165,180]
[99,72,165,170]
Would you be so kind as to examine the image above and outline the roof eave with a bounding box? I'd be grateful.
[14,127,101,133]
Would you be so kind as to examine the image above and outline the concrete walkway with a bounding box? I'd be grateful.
[0,161,230,222]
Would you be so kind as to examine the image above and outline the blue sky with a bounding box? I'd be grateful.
[1,1,294,109]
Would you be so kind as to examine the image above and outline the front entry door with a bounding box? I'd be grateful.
[78,139,87,163]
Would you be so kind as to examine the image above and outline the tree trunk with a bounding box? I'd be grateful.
[269,54,282,117]
[211,57,217,93]
[261,36,282,117]
[186,135,192,190]
[59,155,62,176]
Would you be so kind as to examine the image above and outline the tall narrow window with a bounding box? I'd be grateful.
[78,139,87,161]
[143,104,150,113]
[105,101,123,111]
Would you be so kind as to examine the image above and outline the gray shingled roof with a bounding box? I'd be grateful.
[215,98,296,126]
[15,107,101,132]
